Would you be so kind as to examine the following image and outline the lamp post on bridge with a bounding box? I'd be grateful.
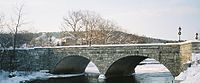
[195,33,198,40]
[178,27,182,42]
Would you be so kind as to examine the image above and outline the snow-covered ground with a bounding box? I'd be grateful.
[0,70,50,83]
[0,70,86,83]
[175,64,200,83]
[175,53,200,83]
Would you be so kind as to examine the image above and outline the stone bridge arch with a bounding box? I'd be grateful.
[104,56,174,78]
[50,55,100,74]
[105,56,147,77]
[50,54,175,78]
[51,56,90,74]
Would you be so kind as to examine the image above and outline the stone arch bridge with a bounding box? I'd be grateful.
[0,41,200,78]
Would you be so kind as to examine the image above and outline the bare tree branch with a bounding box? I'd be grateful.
[61,10,119,45]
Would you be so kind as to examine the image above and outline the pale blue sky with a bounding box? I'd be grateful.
[0,0,200,40]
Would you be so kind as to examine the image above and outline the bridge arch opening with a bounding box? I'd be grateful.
[85,61,100,74]
[105,56,147,77]
[135,58,170,73]
[105,56,174,79]
[51,56,99,74]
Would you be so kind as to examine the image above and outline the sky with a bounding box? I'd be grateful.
[0,0,200,40]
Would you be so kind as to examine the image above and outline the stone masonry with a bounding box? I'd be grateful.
[0,41,200,76]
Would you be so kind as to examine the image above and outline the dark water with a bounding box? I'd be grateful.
[105,76,139,83]
[26,72,173,83]
[135,72,174,83]
[26,75,98,83]
[27,75,94,83]
[26,75,138,83]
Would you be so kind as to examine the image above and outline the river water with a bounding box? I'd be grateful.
[26,58,174,83]
[26,72,173,83]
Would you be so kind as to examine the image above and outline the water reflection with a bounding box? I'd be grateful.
[26,72,173,83]
[27,75,140,83]
[27,75,90,83]
[104,76,139,83]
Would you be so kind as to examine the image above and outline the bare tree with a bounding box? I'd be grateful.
[97,20,118,44]
[81,11,102,45]
[5,4,26,73]
[61,10,119,45]
[0,14,15,70]
[63,11,83,32]
[62,11,84,44]
[82,12,120,45]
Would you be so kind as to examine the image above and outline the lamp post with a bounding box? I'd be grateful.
[196,33,198,40]
[178,27,182,42]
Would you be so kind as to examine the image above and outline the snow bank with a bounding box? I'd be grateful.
[0,70,51,83]
[176,53,200,83]
[192,53,200,62]
[175,65,200,83]
[0,70,87,83]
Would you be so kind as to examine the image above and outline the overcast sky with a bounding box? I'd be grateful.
[0,0,200,40]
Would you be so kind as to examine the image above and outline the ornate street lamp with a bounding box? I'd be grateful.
[195,33,198,40]
[178,27,182,42]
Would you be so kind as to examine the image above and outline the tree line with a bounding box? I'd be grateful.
[58,10,169,46]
